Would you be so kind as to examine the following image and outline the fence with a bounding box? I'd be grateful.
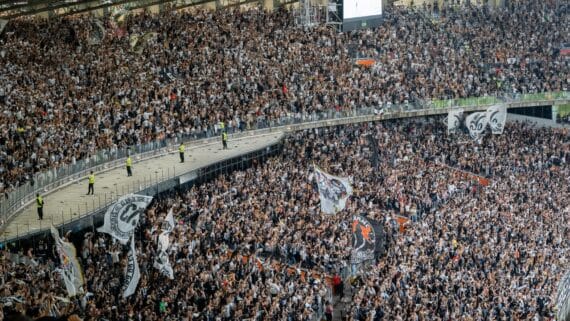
[1,91,569,238]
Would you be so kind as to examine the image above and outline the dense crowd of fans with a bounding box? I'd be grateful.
[0,0,568,194]
[1,118,569,321]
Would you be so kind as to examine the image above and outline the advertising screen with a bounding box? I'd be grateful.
[343,0,382,19]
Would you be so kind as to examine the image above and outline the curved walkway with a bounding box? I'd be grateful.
[0,132,284,240]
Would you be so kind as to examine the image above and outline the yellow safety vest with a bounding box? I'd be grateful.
[222,132,228,141]
[37,196,43,208]
[179,144,185,153]
[219,121,225,130]
[126,157,132,167]
[89,174,95,184]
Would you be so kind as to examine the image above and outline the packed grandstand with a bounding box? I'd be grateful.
[0,0,569,320]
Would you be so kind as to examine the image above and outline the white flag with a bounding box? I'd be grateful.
[486,104,507,134]
[465,112,489,140]
[153,231,174,279]
[122,236,140,298]
[158,232,170,253]
[153,249,174,280]
[55,268,77,297]
[447,109,463,134]
[164,208,176,233]
[50,226,85,297]
[98,194,153,244]
[557,270,570,321]
[313,166,353,215]
[153,210,175,280]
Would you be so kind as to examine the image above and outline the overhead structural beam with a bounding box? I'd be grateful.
[1,0,300,19]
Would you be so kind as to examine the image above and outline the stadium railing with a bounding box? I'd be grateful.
[0,90,568,235]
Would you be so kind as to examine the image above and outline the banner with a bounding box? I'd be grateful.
[465,112,489,140]
[50,227,85,297]
[97,194,153,244]
[447,109,463,134]
[350,216,383,264]
[557,270,570,321]
[313,166,353,214]
[486,104,507,134]
[122,236,140,298]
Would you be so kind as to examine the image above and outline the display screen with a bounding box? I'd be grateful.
[343,0,382,19]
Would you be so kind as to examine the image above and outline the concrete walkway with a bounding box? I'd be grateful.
[1,132,284,240]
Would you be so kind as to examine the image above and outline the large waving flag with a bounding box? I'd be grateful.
[313,166,353,214]
[447,109,464,134]
[122,236,140,298]
[486,104,507,134]
[350,215,384,264]
[153,209,176,279]
[50,226,85,297]
[97,194,153,244]
[465,112,489,140]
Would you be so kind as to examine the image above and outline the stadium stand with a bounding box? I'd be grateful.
[0,1,567,194]
[0,0,569,320]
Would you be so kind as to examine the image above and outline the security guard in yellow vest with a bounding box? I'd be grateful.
[222,132,228,150]
[179,143,185,163]
[36,193,44,220]
[87,171,95,195]
[219,121,225,132]
[126,156,133,176]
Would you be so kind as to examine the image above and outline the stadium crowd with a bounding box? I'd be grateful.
[0,0,568,194]
[1,118,569,321]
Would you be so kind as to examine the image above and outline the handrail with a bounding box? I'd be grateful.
[1,91,568,234]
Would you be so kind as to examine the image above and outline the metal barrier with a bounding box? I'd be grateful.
[1,91,568,239]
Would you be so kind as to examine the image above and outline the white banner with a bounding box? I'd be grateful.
[122,236,140,298]
[447,109,463,134]
[465,112,489,140]
[313,166,353,215]
[164,208,176,233]
[50,226,85,297]
[486,104,507,134]
[97,194,153,244]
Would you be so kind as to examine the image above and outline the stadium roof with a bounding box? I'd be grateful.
[0,0,257,19]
